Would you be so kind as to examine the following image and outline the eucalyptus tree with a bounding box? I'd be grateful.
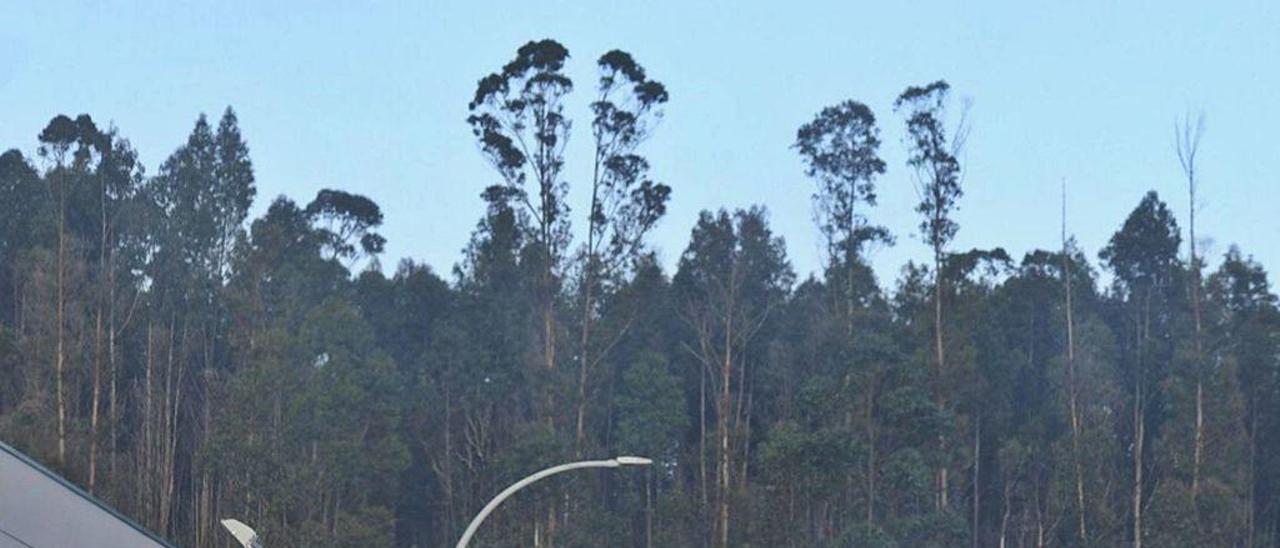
[216,197,404,547]
[442,186,543,545]
[1100,191,1183,548]
[894,79,968,510]
[0,149,45,325]
[795,99,888,326]
[83,124,145,494]
[574,49,670,450]
[793,99,891,528]
[0,149,50,460]
[467,39,573,380]
[213,108,255,278]
[1059,184,1091,543]
[149,108,254,300]
[36,113,105,468]
[938,247,1012,546]
[39,120,147,494]
[304,188,387,268]
[1207,247,1280,545]
[466,41,673,544]
[1174,112,1209,515]
[674,207,793,547]
[988,247,1120,546]
[144,107,255,541]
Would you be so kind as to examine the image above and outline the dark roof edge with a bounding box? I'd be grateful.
[0,439,178,547]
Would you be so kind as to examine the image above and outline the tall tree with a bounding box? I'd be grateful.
[1174,111,1208,513]
[895,79,969,510]
[675,207,793,547]
[37,113,104,468]
[85,125,145,494]
[574,49,670,450]
[467,42,576,542]
[794,98,891,531]
[145,107,255,543]
[468,39,573,378]
[794,99,889,328]
[1100,191,1182,548]
[0,150,47,326]
[1060,182,1090,543]
[1207,247,1280,546]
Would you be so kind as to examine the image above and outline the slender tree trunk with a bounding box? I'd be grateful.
[160,319,184,536]
[1190,217,1204,516]
[444,390,456,537]
[198,330,213,548]
[546,502,557,547]
[143,322,154,524]
[1068,336,1087,543]
[718,276,736,548]
[109,304,118,479]
[973,417,980,548]
[90,308,102,492]
[575,279,594,451]
[540,235,558,548]
[55,175,67,467]
[1036,485,1046,548]
[161,321,175,534]
[865,384,876,528]
[576,152,603,452]
[1248,412,1257,547]
[89,164,109,494]
[841,204,856,343]
[934,246,948,510]
[1062,183,1088,542]
[1133,389,1143,548]
[646,471,654,548]
[719,340,732,548]
[1178,114,1206,515]
[1190,228,1205,517]
[1193,381,1203,504]
[700,361,708,510]
[999,479,1011,548]
[1133,295,1150,548]
[541,181,557,377]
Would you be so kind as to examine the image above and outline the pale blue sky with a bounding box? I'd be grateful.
[3,1,1277,286]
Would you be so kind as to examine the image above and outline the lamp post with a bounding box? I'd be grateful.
[455,456,653,548]
[220,518,262,548]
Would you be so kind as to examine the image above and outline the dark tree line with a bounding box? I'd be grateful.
[2,39,1279,547]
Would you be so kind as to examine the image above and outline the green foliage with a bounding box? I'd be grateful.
[304,189,387,262]
[615,352,687,461]
[795,99,890,261]
[894,80,964,252]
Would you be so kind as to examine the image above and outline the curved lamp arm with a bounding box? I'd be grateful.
[455,456,652,548]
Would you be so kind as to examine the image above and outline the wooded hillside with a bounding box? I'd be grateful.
[2,39,1278,547]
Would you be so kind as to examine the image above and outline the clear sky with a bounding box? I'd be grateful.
[3,1,1277,287]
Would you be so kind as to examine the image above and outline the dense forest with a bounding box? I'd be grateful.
[2,39,1279,548]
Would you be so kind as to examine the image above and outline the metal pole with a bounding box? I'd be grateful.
[455,456,652,548]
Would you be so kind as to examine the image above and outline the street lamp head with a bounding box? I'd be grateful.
[221,518,262,548]
[614,456,653,466]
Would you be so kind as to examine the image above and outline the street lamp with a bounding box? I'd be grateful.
[455,456,653,548]
[220,518,262,548]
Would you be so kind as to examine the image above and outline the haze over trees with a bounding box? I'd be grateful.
[2,39,1278,547]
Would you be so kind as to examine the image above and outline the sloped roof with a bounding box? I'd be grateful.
[0,439,176,547]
